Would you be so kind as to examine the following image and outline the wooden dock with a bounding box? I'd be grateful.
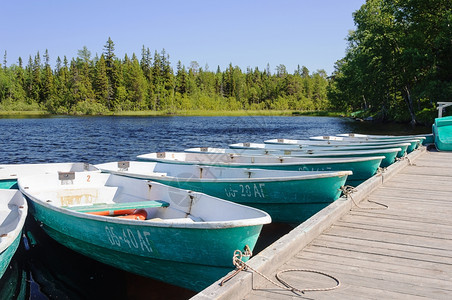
[193,148,452,299]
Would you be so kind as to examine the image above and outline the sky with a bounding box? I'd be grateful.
[1,0,365,75]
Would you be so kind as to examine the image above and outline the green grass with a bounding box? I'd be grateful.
[0,111,51,117]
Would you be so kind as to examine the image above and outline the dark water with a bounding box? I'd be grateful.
[0,115,431,299]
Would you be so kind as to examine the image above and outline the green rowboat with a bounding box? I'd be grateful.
[266,138,421,153]
[96,161,352,223]
[185,147,400,168]
[0,190,27,279]
[336,133,433,145]
[137,152,384,186]
[309,135,422,152]
[229,142,410,158]
[18,172,270,291]
[433,116,452,151]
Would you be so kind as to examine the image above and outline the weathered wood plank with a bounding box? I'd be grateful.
[309,237,452,267]
[346,209,452,226]
[323,224,452,249]
[335,219,452,239]
[242,150,452,300]
[366,193,452,205]
[375,186,452,199]
[339,213,452,233]
[314,234,452,261]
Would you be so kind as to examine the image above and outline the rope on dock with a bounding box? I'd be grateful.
[220,246,340,295]
[396,154,416,166]
[341,185,388,210]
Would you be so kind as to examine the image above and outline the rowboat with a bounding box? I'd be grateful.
[265,138,419,154]
[137,152,384,186]
[309,135,423,151]
[0,162,98,189]
[336,133,433,145]
[0,190,27,279]
[433,116,452,151]
[229,142,410,158]
[95,161,352,223]
[185,147,401,168]
[17,172,271,291]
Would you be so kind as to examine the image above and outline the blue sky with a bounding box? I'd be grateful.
[1,0,365,75]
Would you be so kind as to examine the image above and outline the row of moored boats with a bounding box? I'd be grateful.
[0,132,433,291]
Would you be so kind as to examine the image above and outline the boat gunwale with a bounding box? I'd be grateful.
[184,147,402,156]
[264,138,421,146]
[137,152,386,166]
[229,142,411,150]
[95,163,353,183]
[18,178,271,229]
[0,190,28,254]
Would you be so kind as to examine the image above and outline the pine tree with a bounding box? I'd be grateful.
[102,37,118,109]
[93,55,110,106]
[31,52,42,102]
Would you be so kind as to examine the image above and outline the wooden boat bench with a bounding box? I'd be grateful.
[65,200,170,213]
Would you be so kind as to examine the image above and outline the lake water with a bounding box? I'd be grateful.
[0,115,431,299]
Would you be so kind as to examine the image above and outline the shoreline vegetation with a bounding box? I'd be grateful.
[0,109,344,118]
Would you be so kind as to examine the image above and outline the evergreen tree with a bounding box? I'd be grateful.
[93,55,110,106]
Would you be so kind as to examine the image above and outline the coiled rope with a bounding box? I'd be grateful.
[340,185,388,210]
[220,246,340,295]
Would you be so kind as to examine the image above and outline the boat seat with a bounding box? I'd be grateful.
[147,217,195,223]
[64,200,170,213]
[152,172,167,176]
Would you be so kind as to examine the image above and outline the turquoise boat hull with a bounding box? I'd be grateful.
[0,233,21,279]
[0,179,18,189]
[283,150,398,168]
[138,155,383,187]
[148,176,347,223]
[433,117,452,151]
[231,142,409,158]
[236,160,379,186]
[186,147,400,168]
[415,134,433,145]
[266,139,419,153]
[26,199,263,291]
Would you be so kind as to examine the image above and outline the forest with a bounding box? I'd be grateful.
[0,38,329,115]
[328,0,451,125]
[1,0,450,124]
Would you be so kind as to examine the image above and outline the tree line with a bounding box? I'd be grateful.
[0,38,330,115]
[328,0,451,125]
